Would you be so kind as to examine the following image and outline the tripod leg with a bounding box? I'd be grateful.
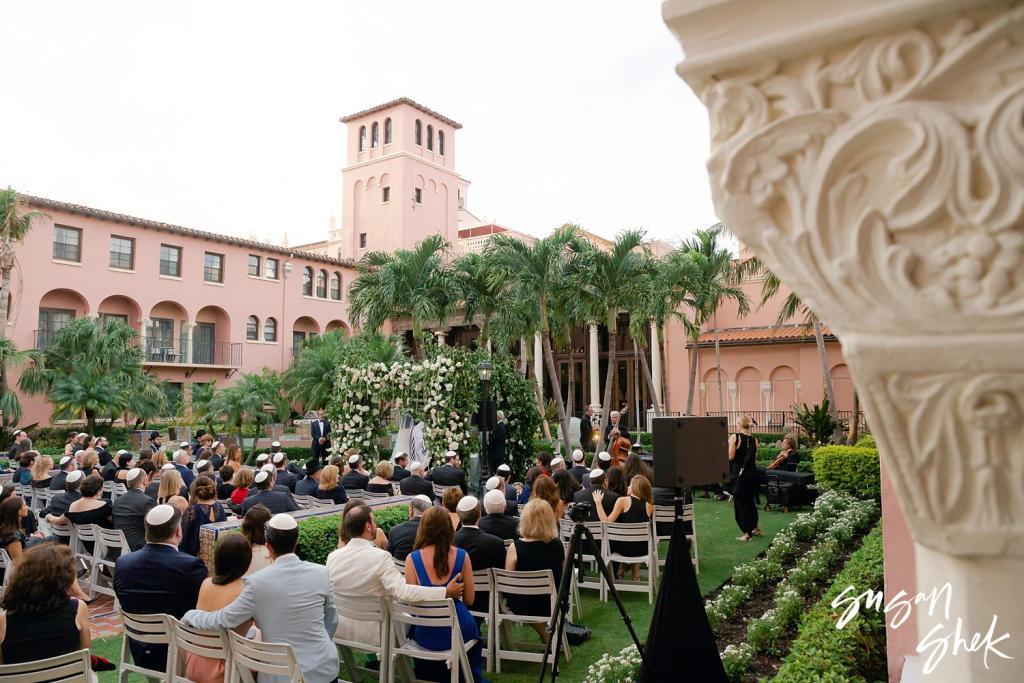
[536,524,584,683]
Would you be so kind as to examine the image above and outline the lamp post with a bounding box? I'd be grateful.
[477,361,493,490]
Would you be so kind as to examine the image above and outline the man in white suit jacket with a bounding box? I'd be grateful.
[184,514,339,683]
[326,501,465,646]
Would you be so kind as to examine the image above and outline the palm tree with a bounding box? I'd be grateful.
[0,190,45,340]
[0,338,38,431]
[347,235,460,355]
[19,317,164,433]
[286,330,404,411]
[678,226,749,415]
[189,381,219,435]
[568,229,650,440]
[738,253,841,440]
[454,252,503,349]
[485,225,583,448]
[212,370,290,461]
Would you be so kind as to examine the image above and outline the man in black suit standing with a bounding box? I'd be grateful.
[391,452,411,482]
[341,454,371,491]
[113,467,157,551]
[487,411,508,476]
[426,451,468,494]
[243,470,299,514]
[454,496,506,616]
[399,461,434,500]
[388,495,432,561]
[310,408,331,465]
[579,405,597,453]
[573,468,619,521]
[478,489,519,541]
[114,504,207,672]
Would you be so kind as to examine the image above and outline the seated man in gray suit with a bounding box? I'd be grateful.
[183,513,338,683]
[112,467,157,551]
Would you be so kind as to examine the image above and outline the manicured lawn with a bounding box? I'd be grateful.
[92,497,797,682]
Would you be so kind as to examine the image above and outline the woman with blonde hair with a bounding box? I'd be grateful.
[229,467,254,507]
[78,450,99,477]
[225,444,243,469]
[150,451,168,470]
[505,498,564,642]
[729,415,761,541]
[366,460,394,494]
[157,468,186,505]
[317,464,348,504]
[30,454,54,489]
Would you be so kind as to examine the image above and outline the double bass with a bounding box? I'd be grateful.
[606,427,631,468]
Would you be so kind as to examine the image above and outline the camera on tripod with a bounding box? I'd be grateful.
[569,501,592,523]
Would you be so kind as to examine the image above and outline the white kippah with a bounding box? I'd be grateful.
[196,459,209,469]
[78,432,88,438]
[271,441,281,448]
[496,464,510,474]
[409,461,424,472]
[484,489,506,507]
[211,441,221,449]
[126,468,144,483]
[260,464,275,473]
[485,476,501,491]
[272,453,285,464]
[598,451,611,462]
[395,451,408,459]
[146,504,175,525]
[457,496,479,512]
[550,457,564,467]
[59,456,72,466]
[348,454,360,464]
[256,453,269,463]
[589,468,606,480]
[267,513,298,530]
[66,470,84,483]
[180,442,189,448]
[117,449,129,456]
[414,494,433,504]
[445,450,457,460]
[161,463,176,471]
[254,470,270,484]
[572,449,585,462]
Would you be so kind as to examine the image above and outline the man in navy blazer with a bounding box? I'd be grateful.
[243,470,298,514]
[310,408,331,464]
[113,504,207,672]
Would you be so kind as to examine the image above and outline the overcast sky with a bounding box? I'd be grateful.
[0,1,719,248]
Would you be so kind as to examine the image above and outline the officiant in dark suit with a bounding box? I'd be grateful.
[310,408,331,464]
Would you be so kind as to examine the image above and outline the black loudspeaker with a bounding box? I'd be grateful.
[652,416,730,489]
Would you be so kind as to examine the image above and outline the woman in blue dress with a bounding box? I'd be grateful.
[404,506,487,683]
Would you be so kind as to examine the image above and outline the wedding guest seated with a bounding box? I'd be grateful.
[328,500,460,649]
[194,459,214,480]
[340,454,370,491]
[337,499,387,550]
[405,507,483,682]
[224,444,244,471]
[366,460,395,494]
[607,466,627,497]
[0,544,92,667]
[114,504,208,673]
[517,466,543,504]
[50,455,77,491]
[0,497,30,565]
[113,468,156,552]
[573,468,619,521]
[64,474,114,532]
[442,487,463,530]
[593,473,654,581]
[173,449,196,488]
[154,466,189,505]
[479,489,519,541]
[243,470,299,514]
[241,504,273,576]
[495,463,517,502]
[454,496,506,616]
[623,453,654,486]
[316,464,349,505]
[531,474,565,519]
[43,470,84,524]
[505,499,564,643]
[294,460,322,497]
[553,470,582,507]
[77,449,98,478]
[391,452,411,481]
[216,465,236,500]
[184,514,339,683]
[181,476,228,557]
[568,449,589,484]
[183,534,253,683]
[426,450,468,494]
[272,453,297,492]
[549,457,566,474]
[209,441,228,471]
[485,475,517,516]
[229,468,254,508]
[30,454,54,489]
[399,461,434,499]
[388,494,432,561]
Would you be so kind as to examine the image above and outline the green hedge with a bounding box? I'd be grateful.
[296,504,409,565]
[812,445,880,499]
[855,434,876,449]
[771,524,886,682]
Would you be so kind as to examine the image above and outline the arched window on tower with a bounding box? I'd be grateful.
[358,126,367,152]
[246,315,259,341]
[414,120,422,146]
[316,269,328,298]
[438,130,445,156]
[302,267,313,296]
[384,118,392,144]
[263,317,277,342]
[426,124,434,151]
[330,272,341,300]
[371,122,379,148]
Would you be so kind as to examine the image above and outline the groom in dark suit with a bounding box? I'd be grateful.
[310,408,332,465]
[113,504,207,672]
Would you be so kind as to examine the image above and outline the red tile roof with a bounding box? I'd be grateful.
[692,324,835,347]
[340,97,463,129]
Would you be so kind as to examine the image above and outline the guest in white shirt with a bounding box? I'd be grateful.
[326,501,465,647]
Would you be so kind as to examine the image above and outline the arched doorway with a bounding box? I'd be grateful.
[736,366,762,412]
[325,320,350,336]
[146,301,188,363]
[291,316,321,356]
[195,306,231,365]
[37,289,89,348]
[97,295,142,333]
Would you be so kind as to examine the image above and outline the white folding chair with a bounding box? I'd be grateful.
[492,568,569,672]
[654,503,698,574]
[102,480,116,500]
[0,549,13,600]
[574,521,606,601]
[112,482,128,501]
[167,615,232,683]
[49,518,73,545]
[0,648,92,681]
[70,523,99,599]
[345,489,365,501]
[392,556,407,576]
[292,494,312,509]
[431,484,459,500]
[29,486,50,512]
[226,630,306,683]
[93,527,132,597]
[309,498,337,509]
[332,594,390,683]
[119,610,176,682]
[470,568,496,672]
[387,599,477,683]
[602,522,658,604]
[362,490,389,500]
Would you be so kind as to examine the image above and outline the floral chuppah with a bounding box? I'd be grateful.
[326,341,540,473]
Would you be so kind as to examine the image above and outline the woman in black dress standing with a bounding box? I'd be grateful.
[593,474,654,580]
[729,415,761,541]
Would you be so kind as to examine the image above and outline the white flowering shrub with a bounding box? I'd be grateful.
[583,643,642,683]
[720,643,754,681]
